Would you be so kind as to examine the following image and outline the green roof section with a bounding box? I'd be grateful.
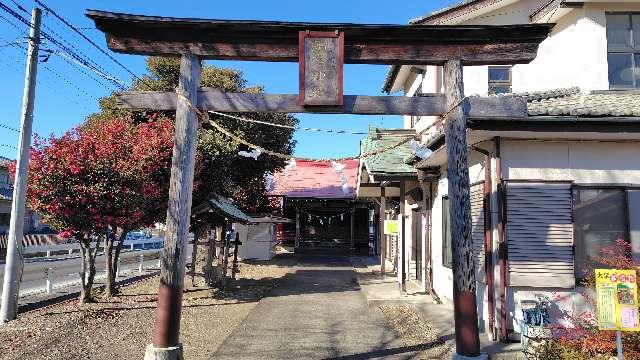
[208,195,251,223]
[360,128,417,177]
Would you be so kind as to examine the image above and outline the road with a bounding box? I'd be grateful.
[212,256,415,360]
[0,248,163,297]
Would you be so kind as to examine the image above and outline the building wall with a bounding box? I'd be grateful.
[401,1,640,108]
[429,151,491,332]
[500,138,640,333]
[501,139,640,183]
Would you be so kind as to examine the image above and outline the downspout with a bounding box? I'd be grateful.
[427,181,439,299]
[400,181,407,293]
[471,144,495,339]
[495,137,508,341]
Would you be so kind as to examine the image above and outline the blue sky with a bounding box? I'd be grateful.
[0,0,451,159]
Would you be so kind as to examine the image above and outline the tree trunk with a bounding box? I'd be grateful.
[104,234,113,297]
[105,228,127,298]
[79,235,99,305]
[112,232,125,281]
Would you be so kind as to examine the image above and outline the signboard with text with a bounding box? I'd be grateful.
[299,30,344,106]
[596,268,640,331]
[384,220,398,235]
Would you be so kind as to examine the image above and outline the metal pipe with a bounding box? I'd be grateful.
[400,181,406,293]
[428,182,434,292]
[380,187,386,275]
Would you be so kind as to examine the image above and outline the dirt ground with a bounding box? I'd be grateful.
[379,305,454,359]
[0,257,295,360]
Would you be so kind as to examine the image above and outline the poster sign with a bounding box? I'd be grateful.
[596,269,640,331]
[384,220,398,235]
[299,30,344,106]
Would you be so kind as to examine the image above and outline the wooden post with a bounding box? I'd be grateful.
[205,228,215,285]
[231,232,240,280]
[444,59,481,357]
[221,222,232,287]
[349,207,355,252]
[189,230,198,286]
[379,187,386,275]
[295,207,300,249]
[147,52,200,358]
[0,7,41,323]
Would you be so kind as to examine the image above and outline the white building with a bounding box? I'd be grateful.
[360,0,640,342]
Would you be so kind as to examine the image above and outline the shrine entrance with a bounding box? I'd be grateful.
[87,10,552,359]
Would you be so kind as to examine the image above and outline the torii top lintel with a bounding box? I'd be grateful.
[86,10,554,66]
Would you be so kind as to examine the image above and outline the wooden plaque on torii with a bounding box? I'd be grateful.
[298,30,344,106]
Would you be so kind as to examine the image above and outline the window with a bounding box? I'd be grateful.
[606,13,640,88]
[488,66,512,95]
[410,115,420,128]
[442,195,452,268]
[573,188,632,281]
[0,172,9,185]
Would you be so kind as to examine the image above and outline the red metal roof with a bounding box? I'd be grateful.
[270,159,359,199]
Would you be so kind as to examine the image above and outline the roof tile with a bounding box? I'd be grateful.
[360,129,416,176]
[526,90,640,117]
[270,159,359,199]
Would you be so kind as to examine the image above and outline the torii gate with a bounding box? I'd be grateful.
[87,10,552,360]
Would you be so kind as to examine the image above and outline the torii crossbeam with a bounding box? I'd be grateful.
[87,10,552,360]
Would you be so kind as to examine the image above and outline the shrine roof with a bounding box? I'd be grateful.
[270,159,359,199]
[208,195,251,223]
[360,129,416,178]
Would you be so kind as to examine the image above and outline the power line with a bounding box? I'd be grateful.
[0,144,18,150]
[0,16,114,93]
[0,13,26,33]
[7,39,102,101]
[33,0,153,90]
[0,45,96,111]
[43,49,115,91]
[10,0,115,75]
[51,50,129,88]
[0,122,19,133]
[0,1,127,90]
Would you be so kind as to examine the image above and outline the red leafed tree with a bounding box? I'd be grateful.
[16,117,174,303]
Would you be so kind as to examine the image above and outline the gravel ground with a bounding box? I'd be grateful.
[0,257,295,360]
[379,305,454,359]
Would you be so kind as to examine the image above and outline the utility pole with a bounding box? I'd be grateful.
[0,7,41,323]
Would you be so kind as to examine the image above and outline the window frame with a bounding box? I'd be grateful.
[572,185,635,282]
[606,12,640,89]
[487,65,512,95]
[442,195,452,268]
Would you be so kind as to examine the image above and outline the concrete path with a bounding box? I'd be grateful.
[212,256,419,360]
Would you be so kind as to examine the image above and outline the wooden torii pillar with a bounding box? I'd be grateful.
[149,52,200,359]
[86,10,552,360]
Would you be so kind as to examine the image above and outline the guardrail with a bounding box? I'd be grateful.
[38,248,163,295]
[22,237,164,259]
